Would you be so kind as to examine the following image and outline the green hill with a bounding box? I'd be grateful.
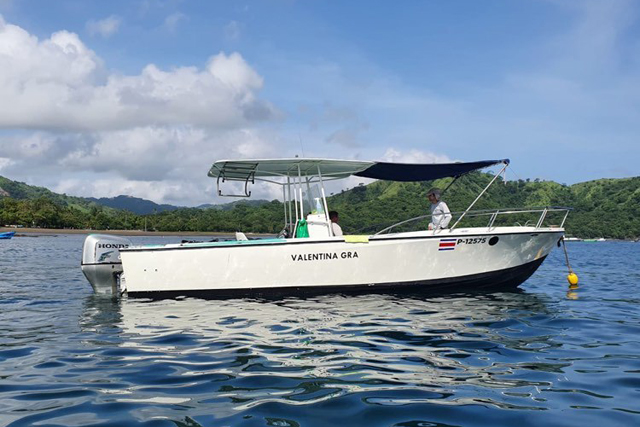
[0,176,132,229]
[1,173,639,239]
[0,176,98,211]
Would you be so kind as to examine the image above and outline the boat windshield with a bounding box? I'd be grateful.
[302,184,326,216]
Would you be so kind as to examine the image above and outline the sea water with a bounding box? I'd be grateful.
[0,234,638,426]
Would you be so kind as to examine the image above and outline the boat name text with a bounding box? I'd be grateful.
[291,251,359,261]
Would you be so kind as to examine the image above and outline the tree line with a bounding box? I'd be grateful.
[0,196,286,234]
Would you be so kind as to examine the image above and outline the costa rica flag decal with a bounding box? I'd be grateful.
[438,238,457,251]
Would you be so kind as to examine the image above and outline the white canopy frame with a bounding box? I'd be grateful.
[209,159,371,236]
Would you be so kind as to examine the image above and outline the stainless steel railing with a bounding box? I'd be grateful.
[374,206,571,235]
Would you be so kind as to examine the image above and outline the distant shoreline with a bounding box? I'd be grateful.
[0,227,238,237]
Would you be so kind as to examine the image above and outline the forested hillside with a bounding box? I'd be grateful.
[0,176,102,210]
[1,173,639,239]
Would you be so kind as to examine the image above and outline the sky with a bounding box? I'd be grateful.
[0,0,639,206]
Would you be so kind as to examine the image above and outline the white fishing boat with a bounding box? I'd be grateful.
[81,158,570,297]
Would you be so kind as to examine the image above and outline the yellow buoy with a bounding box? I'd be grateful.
[567,272,579,288]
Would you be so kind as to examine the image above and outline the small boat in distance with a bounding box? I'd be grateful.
[564,237,583,242]
[81,158,571,298]
[0,231,15,239]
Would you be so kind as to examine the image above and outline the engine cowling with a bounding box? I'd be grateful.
[81,234,133,294]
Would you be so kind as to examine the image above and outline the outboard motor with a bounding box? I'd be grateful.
[81,234,133,294]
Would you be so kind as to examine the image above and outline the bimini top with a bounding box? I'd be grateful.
[354,158,509,182]
[208,158,509,183]
[208,158,374,181]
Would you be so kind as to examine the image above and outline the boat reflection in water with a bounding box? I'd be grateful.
[79,290,563,419]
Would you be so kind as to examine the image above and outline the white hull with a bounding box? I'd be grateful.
[119,227,563,297]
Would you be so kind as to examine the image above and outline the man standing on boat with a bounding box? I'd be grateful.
[427,189,452,230]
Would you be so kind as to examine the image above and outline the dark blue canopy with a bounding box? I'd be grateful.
[354,159,509,182]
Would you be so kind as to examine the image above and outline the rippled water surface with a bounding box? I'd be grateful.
[1,234,639,426]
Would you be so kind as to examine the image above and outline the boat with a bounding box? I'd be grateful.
[81,158,570,297]
[564,237,583,242]
[0,231,15,239]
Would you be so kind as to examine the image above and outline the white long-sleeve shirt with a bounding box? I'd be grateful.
[430,200,452,229]
[331,222,343,236]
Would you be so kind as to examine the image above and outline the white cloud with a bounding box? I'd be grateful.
[381,149,453,164]
[86,15,121,38]
[207,52,263,95]
[0,17,277,131]
[0,157,14,171]
[0,126,280,205]
[0,18,103,85]
[57,126,277,182]
[59,127,205,181]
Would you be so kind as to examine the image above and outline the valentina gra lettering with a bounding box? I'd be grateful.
[291,251,359,261]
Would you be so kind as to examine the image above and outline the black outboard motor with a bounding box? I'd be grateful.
[81,234,133,294]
